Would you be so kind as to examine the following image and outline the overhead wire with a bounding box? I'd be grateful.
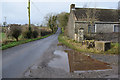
[31,1,44,25]
[31,1,44,15]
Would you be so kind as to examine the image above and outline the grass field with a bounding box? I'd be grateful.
[0,26,55,50]
[1,33,53,50]
[58,34,119,54]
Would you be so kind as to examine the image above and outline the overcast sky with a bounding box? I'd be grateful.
[0,0,120,25]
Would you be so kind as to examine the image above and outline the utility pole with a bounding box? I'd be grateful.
[28,0,31,31]
[3,17,7,27]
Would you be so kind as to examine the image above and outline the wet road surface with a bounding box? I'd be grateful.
[2,28,61,78]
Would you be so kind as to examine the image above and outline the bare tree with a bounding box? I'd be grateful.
[82,3,98,37]
[44,13,57,33]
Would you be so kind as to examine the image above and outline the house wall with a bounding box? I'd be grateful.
[67,11,75,39]
[75,22,88,34]
[95,23,118,33]
[75,22,119,34]
[75,22,96,34]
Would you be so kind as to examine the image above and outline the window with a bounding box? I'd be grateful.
[114,25,120,32]
[88,25,95,33]
[88,25,90,33]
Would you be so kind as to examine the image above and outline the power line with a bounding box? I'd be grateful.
[30,1,45,25]
[31,1,44,15]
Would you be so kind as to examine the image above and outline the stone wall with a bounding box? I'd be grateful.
[67,11,75,39]
[75,22,119,34]
[75,22,88,34]
[95,24,114,33]
[94,32,120,42]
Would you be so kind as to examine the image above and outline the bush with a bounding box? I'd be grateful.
[23,30,32,39]
[1,27,7,33]
[32,30,38,38]
[8,26,22,41]
[32,26,41,36]
[23,29,39,39]
[41,30,52,36]
[84,34,95,40]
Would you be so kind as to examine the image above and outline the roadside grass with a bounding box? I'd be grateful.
[58,34,119,54]
[1,34,53,50]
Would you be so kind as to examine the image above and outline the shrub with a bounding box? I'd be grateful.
[23,30,32,39]
[32,30,38,38]
[1,27,7,33]
[23,29,39,39]
[84,34,95,40]
[32,26,41,36]
[41,30,52,36]
[6,29,11,39]
[8,26,22,41]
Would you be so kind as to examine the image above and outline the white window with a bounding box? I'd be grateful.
[95,24,97,33]
[113,25,120,32]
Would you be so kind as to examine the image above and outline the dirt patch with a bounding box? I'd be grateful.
[66,50,112,72]
[57,43,64,46]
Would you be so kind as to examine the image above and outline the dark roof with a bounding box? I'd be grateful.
[73,8,119,22]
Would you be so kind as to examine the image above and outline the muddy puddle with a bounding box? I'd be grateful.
[48,50,112,73]
[48,50,69,72]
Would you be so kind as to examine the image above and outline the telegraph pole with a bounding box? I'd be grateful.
[3,17,7,27]
[28,0,31,31]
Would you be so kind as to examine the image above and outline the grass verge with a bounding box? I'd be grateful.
[58,34,119,54]
[1,34,53,50]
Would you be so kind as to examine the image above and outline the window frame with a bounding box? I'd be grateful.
[113,24,120,32]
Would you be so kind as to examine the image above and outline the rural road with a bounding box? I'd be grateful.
[2,27,61,78]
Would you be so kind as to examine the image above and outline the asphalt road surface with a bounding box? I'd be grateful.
[2,27,61,78]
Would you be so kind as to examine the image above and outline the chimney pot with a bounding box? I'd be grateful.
[70,4,75,11]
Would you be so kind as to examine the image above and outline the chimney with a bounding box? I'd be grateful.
[70,4,75,11]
